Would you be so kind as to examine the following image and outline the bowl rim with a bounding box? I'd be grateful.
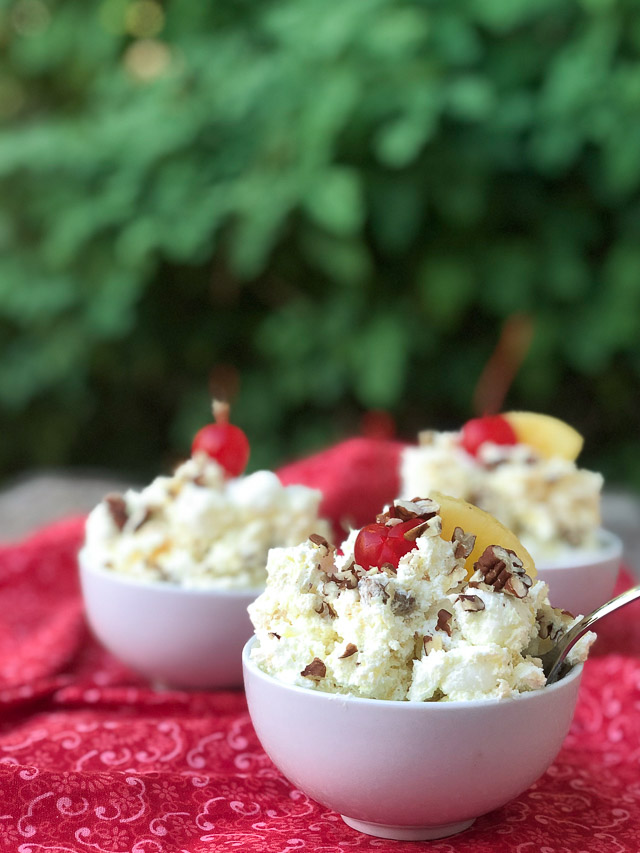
[242,636,583,710]
[78,552,265,599]
[534,527,623,570]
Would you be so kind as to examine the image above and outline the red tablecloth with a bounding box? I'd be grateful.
[1,440,639,852]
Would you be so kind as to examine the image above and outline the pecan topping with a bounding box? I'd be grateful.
[418,430,436,446]
[456,594,486,612]
[376,510,397,524]
[426,688,445,702]
[325,563,359,590]
[391,590,416,616]
[376,497,438,527]
[537,616,563,643]
[301,658,326,679]
[148,561,169,580]
[358,576,390,605]
[403,519,435,542]
[338,643,358,659]
[473,545,532,599]
[268,632,281,640]
[451,527,476,560]
[436,609,452,636]
[315,601,337,619]
[503,574,532,599]
[411,497,440,514]
[423,635,433,654]
[104,493,128,530]
[394,501,422,521]
[537,618,552,640]
[309,533,331,549]
[560,528,583,547]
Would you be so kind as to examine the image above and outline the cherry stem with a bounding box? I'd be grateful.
[472,313,534,415]
[212,399,230,424]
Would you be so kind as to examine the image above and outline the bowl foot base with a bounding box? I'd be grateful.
[341,815,475,840]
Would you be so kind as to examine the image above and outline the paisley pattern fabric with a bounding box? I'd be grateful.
[1,440,639,852]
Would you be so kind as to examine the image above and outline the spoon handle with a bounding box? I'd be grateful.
[577,584,640,633]
[545,584,640,685]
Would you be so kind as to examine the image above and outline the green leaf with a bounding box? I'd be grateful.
[349,312,407,408]
[303,167,364,235]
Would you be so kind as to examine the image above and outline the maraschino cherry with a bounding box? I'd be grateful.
[191,400,250,478]
[354,519,422,571]
[460,414,517,458]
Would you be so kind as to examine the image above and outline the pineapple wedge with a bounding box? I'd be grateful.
[502,411,583,462]
[432,492,536,581]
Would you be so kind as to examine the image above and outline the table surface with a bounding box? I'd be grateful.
[1,455,640,852]
[1,515,640,852]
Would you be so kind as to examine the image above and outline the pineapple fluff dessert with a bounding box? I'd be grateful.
[249,495,595,701]
[401,412,603,557]
[81,453,331,590]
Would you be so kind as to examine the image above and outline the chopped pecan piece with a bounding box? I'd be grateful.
[423,635,433,654]
[301,658,326,679]
[376,497,438,526]
[358,576,390,605]
[104,493,128,531]
[451,527,476,560]
[309,533,331,549]
[268,632,281,640]
[537,616,563,643]
[403,519,434,542]
[503,573,532,599]
[394,500,421,521]
[418,430,436,446]
[474,545,532,599]
[411,497,439,512]
[338,643,358,659]
[391,590,416,616]
[148,561,169,581]
[325,564,359,590]
[560,528,583,547]
[436,609,452,636]
[537,618,552,640]
[376,509,398,524]
[456,594,485,612]
[315,601,337,618]
[425,688,445,702]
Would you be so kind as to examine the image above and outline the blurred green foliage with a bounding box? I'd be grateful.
[1,0,640,486]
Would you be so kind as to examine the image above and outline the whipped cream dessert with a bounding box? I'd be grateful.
[249,496,594,701]
[401,418,603,556]
[81,453,331,589]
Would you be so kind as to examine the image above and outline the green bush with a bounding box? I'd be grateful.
[1,0,640,486]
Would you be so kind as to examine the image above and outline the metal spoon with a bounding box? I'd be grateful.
[541,584,640,685]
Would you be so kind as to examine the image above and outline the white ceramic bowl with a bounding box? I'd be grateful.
[80,557,261,689]
[534,529,622,617]
[243,637,584,841]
